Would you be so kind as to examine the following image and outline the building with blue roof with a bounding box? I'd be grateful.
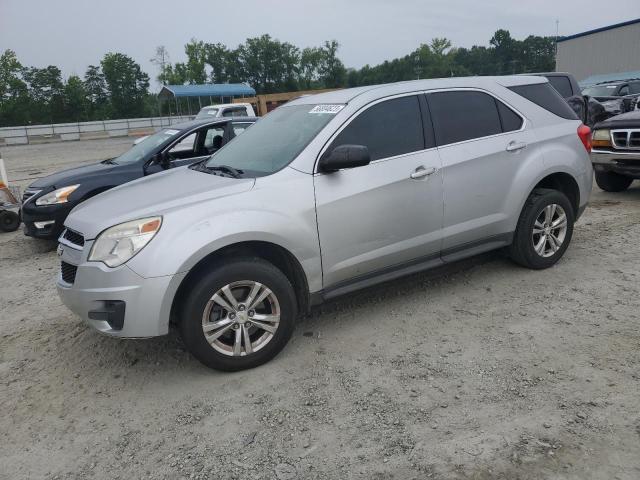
[158,84,256,115]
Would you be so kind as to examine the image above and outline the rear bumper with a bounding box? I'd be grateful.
[591,149,640,177]
[56,241,187,338]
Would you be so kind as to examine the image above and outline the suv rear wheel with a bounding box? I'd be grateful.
[595,171,633,192]
[509,188,574,269]
[179,258,297,371]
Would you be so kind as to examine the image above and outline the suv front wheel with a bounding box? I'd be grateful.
[509,188,575,269]
[179,257,297,371]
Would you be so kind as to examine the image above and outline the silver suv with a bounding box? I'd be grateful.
[57,76,593,371]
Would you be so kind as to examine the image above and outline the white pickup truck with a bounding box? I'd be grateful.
[194,103,255,119]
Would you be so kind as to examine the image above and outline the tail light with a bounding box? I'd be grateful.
[577,124,591,153]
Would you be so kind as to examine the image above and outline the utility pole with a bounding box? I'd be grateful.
[555,19,560,70]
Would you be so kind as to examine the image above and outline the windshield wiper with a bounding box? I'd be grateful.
[203,164,244,178]
[101,158,117,165]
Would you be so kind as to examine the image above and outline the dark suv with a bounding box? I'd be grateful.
[22,117,256,240]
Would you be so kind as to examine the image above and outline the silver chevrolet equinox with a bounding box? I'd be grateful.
[57,76,593,371]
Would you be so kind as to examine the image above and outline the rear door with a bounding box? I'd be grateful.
[427,89,535,257]
[314,94,444,288]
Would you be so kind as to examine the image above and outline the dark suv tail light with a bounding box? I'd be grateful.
[577,124,591,153]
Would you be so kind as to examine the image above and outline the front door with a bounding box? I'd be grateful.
[314,94,444,288]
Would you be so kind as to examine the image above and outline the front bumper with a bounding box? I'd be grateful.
[591,149,640,178]
[22,201,73,240]
[56,240,187,338]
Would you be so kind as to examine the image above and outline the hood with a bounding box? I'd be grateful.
[595,110,640,129]
[65,166,255,239]
[29,161,117,189]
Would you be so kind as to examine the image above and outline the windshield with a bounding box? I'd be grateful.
[203,104,341,175]
[195,107,219,119]
[113,128,183,165]
[582,84,620,97]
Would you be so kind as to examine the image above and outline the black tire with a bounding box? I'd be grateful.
[179,257,297,371]
[0,210,20,232]
[595,171,633,192]
[509,188,574,269]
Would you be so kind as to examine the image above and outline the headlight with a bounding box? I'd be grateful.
[35,185,80,206]
[591,129,611,148]
[88,216,162,267]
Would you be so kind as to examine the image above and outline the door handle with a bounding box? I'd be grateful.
[410,166,437,179]
[506,141,527,152]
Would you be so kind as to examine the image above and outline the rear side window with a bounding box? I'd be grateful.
[496,101,523,132]
[630,82,640,94]
[428,91,502,145]
[328,95,424,161]
[508,83,578,120]
[546,76,573,98]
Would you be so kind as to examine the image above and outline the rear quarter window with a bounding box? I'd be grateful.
[508,83,578,120]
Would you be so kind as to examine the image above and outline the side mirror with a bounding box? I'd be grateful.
[154,151,170,169]
[318,145,371,173]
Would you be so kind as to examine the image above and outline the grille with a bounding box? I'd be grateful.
[62,229,85,247]
[611,129,640,150]
[60,261,78,284]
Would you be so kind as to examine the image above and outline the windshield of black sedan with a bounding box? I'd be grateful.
[203,104,342,175]
[113,128,182,165]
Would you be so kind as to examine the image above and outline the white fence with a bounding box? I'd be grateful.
[0,115,195,146]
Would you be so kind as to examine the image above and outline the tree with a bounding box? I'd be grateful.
[183,39,208,84]
[84,65,109,119]
[319,40,346,88]
[64,75,88,121]
[299,47,324,89]
[23,65,65,123]
[150,45,170,85]
[0,49,29,125]
[100,52,150,118]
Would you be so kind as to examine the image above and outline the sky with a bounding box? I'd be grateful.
[1,0,638,90]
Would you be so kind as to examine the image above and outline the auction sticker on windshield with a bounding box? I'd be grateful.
[309,105,345,114]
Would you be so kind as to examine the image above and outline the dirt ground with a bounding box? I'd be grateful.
[1,138,639,480]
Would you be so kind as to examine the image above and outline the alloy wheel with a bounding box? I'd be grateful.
[201,281,280,356]
[531,204,568,258]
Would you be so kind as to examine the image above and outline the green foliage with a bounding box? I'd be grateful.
[101,52,150,118]
[0,29,557,127]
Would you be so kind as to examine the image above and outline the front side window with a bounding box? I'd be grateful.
[428,91,502,146]
[326,95,425,161]
[203,126,227,153]
[113,128,183,165]
[203,104,338,176]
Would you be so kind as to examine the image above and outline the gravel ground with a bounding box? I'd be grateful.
[1,139,639,480]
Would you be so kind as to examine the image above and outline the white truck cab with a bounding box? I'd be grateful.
[195,103,255,119]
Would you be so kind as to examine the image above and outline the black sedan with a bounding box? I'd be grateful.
[22,117,256,240]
